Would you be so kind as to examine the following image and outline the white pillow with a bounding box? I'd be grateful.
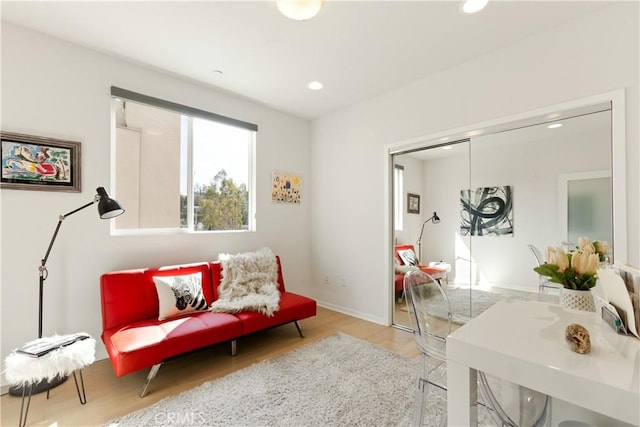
[153,272,209,321]
[397,249,418,266]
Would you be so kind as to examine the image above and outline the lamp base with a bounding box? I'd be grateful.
[8,375,68,397]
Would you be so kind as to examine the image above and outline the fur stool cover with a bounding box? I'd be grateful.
[4,334,96,385]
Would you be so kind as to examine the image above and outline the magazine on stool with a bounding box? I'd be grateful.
[16,333,90,358]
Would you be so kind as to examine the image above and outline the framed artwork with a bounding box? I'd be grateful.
[271,171,301,204]
[1,131,81,192]
[407,193,420,214]
[460,185,513,236]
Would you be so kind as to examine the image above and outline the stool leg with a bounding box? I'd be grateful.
[72,370,87,404]
[18,383,33,427]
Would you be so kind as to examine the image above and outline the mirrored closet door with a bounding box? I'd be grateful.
[391,101,616,330]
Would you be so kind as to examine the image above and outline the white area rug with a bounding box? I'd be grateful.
[105,333,449,427]
[423,288,538,324]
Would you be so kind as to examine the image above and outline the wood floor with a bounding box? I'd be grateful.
[0,307,418,426]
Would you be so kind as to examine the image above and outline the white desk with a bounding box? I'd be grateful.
[446,299,640,426]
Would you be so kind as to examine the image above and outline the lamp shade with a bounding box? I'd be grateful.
[277,0,322,20]
[432,212,441,224]
[96,187,125,219]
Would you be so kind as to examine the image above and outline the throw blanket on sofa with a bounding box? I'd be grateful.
[210,247,281,316]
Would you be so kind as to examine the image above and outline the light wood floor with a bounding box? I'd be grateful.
[1,307,418,426]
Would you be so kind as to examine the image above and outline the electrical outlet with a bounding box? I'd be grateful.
[324,275,330,285]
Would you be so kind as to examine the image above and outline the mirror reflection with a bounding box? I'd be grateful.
[392,108,612,329]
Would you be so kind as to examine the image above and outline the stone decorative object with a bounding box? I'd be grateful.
[560,288,596,312]
[565,323,591,354]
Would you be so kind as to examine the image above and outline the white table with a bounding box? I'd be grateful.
[446,299,640,426]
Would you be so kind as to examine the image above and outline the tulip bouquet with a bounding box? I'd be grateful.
[576,236,611,263]
[533,237,610,291]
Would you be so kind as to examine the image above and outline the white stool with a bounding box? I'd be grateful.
[4,333,96,427]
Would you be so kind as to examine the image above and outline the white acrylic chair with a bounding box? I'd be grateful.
[528,244,561,295]
[404,269,550,427]
[403,269,450,427]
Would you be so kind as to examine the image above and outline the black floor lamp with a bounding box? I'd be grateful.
[8,187,124,397]
[416,211,440,263]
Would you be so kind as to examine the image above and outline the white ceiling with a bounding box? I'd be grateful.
[0,1,610,120]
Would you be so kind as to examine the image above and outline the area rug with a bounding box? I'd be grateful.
[104,333,447,427]
[422,288,538,324]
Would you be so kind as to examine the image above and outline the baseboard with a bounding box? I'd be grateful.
[315,300,387,326]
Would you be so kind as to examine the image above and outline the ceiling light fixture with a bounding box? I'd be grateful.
[308,81,323,90]
[548,123,563,129]
[277,0,322,21]
[461,0,488,14]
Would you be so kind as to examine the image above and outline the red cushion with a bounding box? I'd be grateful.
[233,292,316,335]
[395,266,447,293]
[102,311,241,377]
[395,274,404,292]
[100,262,215,332]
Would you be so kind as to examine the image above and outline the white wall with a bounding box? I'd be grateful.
[310,3,639,324]
[0,23,312,375]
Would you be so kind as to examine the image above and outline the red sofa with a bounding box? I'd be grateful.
[394,244,447,295]
[100,256,316,397]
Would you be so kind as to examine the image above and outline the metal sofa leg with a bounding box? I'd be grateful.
[139,363,162,398]
[231,339,237,356]
[294,321,305,338]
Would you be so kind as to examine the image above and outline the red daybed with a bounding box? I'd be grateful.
[100,256,316,397]
[394,244,447,294]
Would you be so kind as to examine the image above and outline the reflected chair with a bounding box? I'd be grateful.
[528,244,561,294]
[478,371,550,427]
[404,270,550,427]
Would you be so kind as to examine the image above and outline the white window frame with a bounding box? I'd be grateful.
[110,87,257,235]
[394,164,404,231]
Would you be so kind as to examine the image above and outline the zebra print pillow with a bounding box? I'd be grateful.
[153,272,210,321]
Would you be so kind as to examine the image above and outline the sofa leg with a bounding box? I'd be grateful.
[139,363,162,398]
[230,339,237,356]
[294,321,305,338]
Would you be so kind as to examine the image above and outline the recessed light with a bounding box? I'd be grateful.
[308,81,323,90]
[548,123,563,129]
[277,0,322,21]
[440,137,450,142]
[212,70,223,76]
[442,146,453,150]
[461,0,488,14]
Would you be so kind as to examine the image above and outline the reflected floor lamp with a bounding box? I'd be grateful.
[416,211,440,263]
[8,187,124,397]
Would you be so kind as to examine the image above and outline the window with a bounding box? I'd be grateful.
[111,87,256,233]
[394,164,404,230]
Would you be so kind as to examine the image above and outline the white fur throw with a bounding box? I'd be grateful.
[4,334,96,385]
[210,247,280,316]
[395,264,419,274]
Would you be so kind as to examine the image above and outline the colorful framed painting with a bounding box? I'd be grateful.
[1,131,81,192]
[271,172,301,204]
[407,193,420,214]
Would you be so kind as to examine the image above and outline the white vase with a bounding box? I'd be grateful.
[560,288,595,312]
